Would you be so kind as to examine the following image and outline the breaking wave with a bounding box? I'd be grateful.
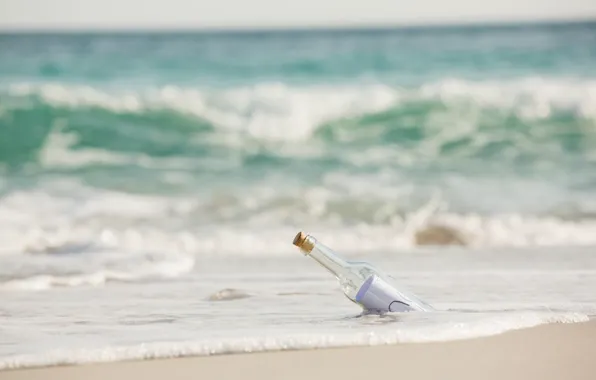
[1,184,596,263]
[1,78,595,259]
[1,78,595,169]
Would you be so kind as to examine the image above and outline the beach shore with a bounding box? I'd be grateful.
[2,319,594,380]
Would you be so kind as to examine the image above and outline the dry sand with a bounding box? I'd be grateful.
[2,320,595,380]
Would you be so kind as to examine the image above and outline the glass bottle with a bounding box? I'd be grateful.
[293,231,434,313]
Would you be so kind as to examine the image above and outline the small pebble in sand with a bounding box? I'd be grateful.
[207,288,251,301]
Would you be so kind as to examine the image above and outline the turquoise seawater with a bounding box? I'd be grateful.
[1,21,596,370]
[1,21,596,254]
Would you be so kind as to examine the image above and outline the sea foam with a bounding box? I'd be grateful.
[5,77,596,143]
[0,311,588,370]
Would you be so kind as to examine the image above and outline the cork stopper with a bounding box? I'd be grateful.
[292,231,314,253]
[293,231,306,247]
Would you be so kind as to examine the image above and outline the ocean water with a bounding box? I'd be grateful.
[1,21,596,369]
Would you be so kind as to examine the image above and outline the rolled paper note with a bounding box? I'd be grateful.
[355,275,416,313]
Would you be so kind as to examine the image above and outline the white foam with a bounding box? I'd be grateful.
[4,214,596,258]
[0,254,194,291]
[419,77,596,119]
[38,125,134,168]
[7,82,399,142]
[5,77,596,144]
[1,182,596,261]
[34,118,223,171]
[0,312,588,370]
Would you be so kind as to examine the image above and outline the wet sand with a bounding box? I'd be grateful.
[2,320,595,380]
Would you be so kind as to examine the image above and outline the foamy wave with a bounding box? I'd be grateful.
[7,82,399,142]
[1,183,596,259]
[5,77,596,142]
[2,214,596,260]
[0,255,194,291]
[36,125,239,171]
[0,311,588,370]
[419,77,596,119]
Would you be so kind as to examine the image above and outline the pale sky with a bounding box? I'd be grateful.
[1,0,596,30]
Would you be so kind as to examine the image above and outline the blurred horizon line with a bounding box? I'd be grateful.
[1,15,595,35]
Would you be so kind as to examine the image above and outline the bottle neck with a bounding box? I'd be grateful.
[302,236,349,279]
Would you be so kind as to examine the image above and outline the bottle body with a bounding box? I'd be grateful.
[293,232,434,313]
